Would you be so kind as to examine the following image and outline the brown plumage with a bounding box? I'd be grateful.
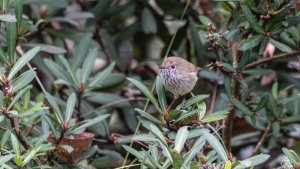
[159,56,199,98]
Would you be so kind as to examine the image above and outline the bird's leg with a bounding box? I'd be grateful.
[165,98,176,119]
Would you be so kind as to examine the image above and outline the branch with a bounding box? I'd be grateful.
[250,123,272,157]
[244,49,300,69]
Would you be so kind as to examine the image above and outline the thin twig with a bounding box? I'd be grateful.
[26,124,35,136]
[208,83,218,114]
[250,123,272,157]
[244,49,300,69]
[0,125,8,131]
[16,46,46,93]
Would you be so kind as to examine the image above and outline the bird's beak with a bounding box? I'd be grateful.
[159,66,166,69]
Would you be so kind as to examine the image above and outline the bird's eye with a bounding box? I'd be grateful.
[171,65,175,69]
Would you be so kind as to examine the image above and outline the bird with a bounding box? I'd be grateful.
[159,56,200,118]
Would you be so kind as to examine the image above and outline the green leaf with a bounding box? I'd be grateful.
[202,130,228,163]
[222,63,237,73]
[10,133,20,157]
[269,95,280,117]
[8,46,41,81]
[64,93,76,127]
[23,44,67,54]
[240,4,264,34]
[183,136,205,166]
[6,22,16,63]
[1,130,11,148]
[174,108,201,124]
[127,77,160,111]
[224,76,233,98]
[0,47,9,66]
[189,17,205,65]
[272,122,280,136]
[0,14,16,22]
[81,47,97,84]
[45,92,64,125]
[269,38,292,53]
[156,76,167,113]
[141,8,157,34]
[58,55,78,86]
[255,94,268,111]
[282,148,299,165]
[282,114,300,123]
[0,154,15,166]
[11,69,36,93]
[183,95,209,109]
[23,0,68,7]
[71,114,110,134]
[174,126,189,153]
[135,108,164,126]
[231,98,253,116]
[242,69,272,75]
[22,147,40,166]
[14,0,22,30]
[202,109,230,123]
[44,58,72,83]
[259,38,268,55]
[8,85,32,110]
[234,154,270,169]
[88,62,115,89]
[199,15,215,28]
[271,82,278,99]
[71,33,93,70]
[238,35,263,51]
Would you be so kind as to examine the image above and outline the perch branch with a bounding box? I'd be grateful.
[244,49,300,69]
[250,123,272,157]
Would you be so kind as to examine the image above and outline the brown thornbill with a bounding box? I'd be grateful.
[159,56,200,118]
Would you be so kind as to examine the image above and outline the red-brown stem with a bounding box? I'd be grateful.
[26,124,36,136]
[250,123,272,157]
[244,49,300,69]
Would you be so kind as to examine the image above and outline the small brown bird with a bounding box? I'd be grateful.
[159,56,199,99]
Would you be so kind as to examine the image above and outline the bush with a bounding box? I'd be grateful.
[0,0,299,168]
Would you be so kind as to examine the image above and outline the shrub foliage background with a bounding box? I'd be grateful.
[0,0,300,168]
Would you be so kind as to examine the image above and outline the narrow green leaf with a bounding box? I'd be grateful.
[231,98,254,116]
[202,130,228,163]
[255,94,268,111]
[64,93,76,127]
[6,22,16,63]
[0,47,10,66]
[22,147,40,166]
[8,46,41,81]
[174,126,189,153]
[202,109,230,123]
[183,136,205,166]
[135,108,164,126]
[141,8,157,34]
[238,35,263,51]
[271,82,278,99]
[282,148,299,165]
[71,33,92,70]
[23,44,67,54]
[242,69,272,75]
[11,69,36,93]
[259,38,268,55]
[8,85,32,110]
[10,133,20,157]
[127,77,160,110]
[240,4,264,34]
[199,15,215,28]
[156,76,167,113]
[269,38,292,53]
[225,161,232,169]
[183,95,209,109]
[282,114,300,123]
[70,114,110,134]
[269,95,280,117]
[44,58,72,83]
[234,154,270,169]
[224,76,233,98]
[174,108,201,124]
[222,63,237,73]
[0,14,16,22]
[1,130,11,148]
[58,55,78,85]
[0,154,15,166]
[45,92,64,125]
[14,0,22,31]
[81,48,97,84]
[88,62,115,89]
